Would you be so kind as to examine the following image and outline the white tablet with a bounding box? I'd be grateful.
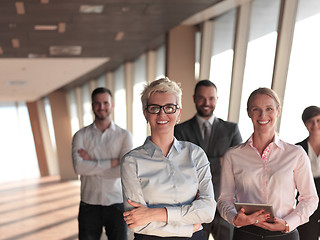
[234,202,275,222]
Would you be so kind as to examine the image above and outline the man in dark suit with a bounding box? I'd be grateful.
[174,80,242,240]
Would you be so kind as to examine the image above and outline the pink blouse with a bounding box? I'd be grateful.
[217,134,319,232]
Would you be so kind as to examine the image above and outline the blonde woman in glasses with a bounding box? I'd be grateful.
[121,77,216,240]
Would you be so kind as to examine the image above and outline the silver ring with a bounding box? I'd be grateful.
[255,220,259,224]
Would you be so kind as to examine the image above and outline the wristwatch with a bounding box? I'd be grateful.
[282,221,289,233]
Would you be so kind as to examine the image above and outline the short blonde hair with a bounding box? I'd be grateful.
[247,87,281,110]
[141,77,182,110]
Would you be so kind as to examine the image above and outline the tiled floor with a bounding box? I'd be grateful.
[0,176,80,240]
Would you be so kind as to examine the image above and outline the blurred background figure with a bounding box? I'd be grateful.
[296,105,320,240]
[72,87,133,240]
[175,80,242,240]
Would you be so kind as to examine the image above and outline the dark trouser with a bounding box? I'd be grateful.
[78,201,127,240]
[203,211,233,240]
[134,230,204,240]
[297,177,320,240]
[233,225,299,240]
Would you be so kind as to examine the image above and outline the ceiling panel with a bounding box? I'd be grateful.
[0,0,220,102]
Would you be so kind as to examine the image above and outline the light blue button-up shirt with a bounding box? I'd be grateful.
[121,137,216,237]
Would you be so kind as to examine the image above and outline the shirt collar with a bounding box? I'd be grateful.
[247,133,284,150]
[143,136,181,158]
[196,114,215,127]
[92,121,115,132]
[172,137,181,152]
[273,134,284,149]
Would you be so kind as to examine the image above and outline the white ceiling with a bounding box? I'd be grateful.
[0,58,109,102]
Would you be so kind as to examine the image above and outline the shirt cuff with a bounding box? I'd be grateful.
[165,206,181,223]
[227,211,238,226]
[165,207,202,237]
[283,215,298,232]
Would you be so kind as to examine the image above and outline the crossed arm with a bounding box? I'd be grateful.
[123,199,202,233]
[77,148,120,167]
[120,148,215,237]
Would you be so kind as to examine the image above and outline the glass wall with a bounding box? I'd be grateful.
[238,0,281,139]
[82,83,93,127]
[156,45,166,79]
[195,31,201,81]
[209,9,236,121]
[68,89,80,135]
[133,54,147,147]
[96,74,107,88]
[44,97,56,151]
[0,102,39,183]
[114,65,127,129]
[280,0,320,143]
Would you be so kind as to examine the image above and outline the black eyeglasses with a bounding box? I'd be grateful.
[146,104,180,114]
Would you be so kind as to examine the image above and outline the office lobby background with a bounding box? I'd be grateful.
[0,0,319,183]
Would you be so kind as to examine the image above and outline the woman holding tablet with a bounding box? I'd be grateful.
[217,88,318,240]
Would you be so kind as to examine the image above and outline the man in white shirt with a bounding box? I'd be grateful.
[72,87,133,240]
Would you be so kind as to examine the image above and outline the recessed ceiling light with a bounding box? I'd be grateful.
[34,25,57,31]
[121,7,130,12]
[28,53,47,58]
[15,2,25,15]
[115,31,125,41]
[12,38,20,48]
[6,80,28,86]
[58,22,66,33]
[79,5,104,13]
[49,46,82,56]
[9,23,17,28]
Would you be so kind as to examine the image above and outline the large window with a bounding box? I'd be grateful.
[133,54,147,147]
[156,45,166,79]
[44,97,56,151]
[280,0,320,143]
[82,83,93,127]
[96,74,107,88]
[0,102,39,183]
[195,31,201,81]
[114,65,127,129]
[68,89,80,135]
[209,9,236,121]
[238,0,281,139]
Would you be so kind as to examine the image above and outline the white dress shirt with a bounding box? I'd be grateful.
[218,134,318,232]
[121,137,216,237]
[72,122,133,206]
[307,142,320,178]
[196,114,215,139]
